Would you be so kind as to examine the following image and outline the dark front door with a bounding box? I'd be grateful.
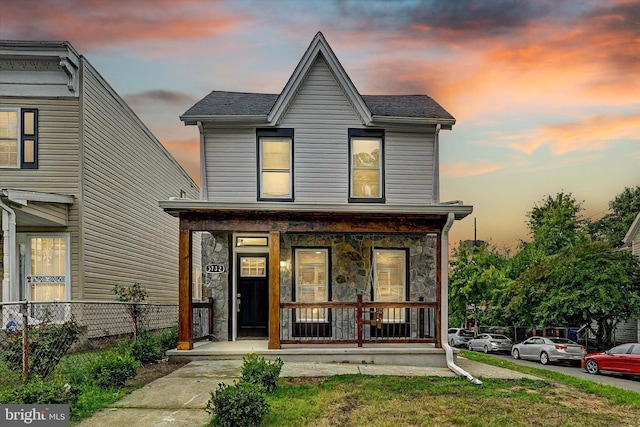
[237,255,269,338]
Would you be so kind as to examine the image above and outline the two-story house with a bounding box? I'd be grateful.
[622,212,640,342]
[161,33,472,355]
[0,41,198,316]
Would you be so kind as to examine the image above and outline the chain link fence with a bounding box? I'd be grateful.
[0,300,178,381]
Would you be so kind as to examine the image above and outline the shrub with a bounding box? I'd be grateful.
[91,352,140,389]
[0,320,81,380]
[205,381,269,427]
[240,353,284,393]
[129,331,162,365]
[157,324,179,352]
[0,376,79,411]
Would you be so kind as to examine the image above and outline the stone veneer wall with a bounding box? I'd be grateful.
[201,232,229,340]
[280,233,438,340]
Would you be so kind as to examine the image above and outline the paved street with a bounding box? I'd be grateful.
[482,352,640,393]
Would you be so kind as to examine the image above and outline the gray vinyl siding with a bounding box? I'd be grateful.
[0,96,81,298]
[203,56,437,206]
[203,127,257,202]
[81,62,197,303]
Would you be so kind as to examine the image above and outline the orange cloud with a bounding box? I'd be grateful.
[1,0,242,51]
[509,114,640,156]
[441,161,504,178]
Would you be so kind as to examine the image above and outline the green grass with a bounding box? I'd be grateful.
[459,349,640,409]
[263,373,639,427]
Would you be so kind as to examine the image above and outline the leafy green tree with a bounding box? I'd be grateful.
[526,192,588,255]
[589,186,640,247]
[448,241,509,329]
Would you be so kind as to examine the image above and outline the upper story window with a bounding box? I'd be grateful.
[257,128,293,201]
[0,108,38,169]
[349,128,384,202]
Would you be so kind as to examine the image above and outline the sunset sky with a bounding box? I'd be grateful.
[2,0,639,250]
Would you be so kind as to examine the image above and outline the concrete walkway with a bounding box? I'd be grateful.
[75,358,538,427]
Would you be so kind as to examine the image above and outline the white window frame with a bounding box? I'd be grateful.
[294,248,329,322]
[257,129,294,201]
[24,233,71,302]
[0,108,20,169]
[373,249,406,323]
[349,128,384,202]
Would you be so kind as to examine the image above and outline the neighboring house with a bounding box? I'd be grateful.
[160,32,472,351]
[0,41,198,311]
[621,211,640,342]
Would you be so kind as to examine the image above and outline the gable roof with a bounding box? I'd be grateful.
[181,32,455,128]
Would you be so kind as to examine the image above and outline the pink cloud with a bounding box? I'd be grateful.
[509,114,640,156]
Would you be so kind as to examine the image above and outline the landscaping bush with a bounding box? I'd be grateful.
[90,352,140,389]
[0,376,79,410]
[157,324,179,352]
[0,320,81,380]
[240,353,284,393]
[205,381,269,427]
[129,330,162,365]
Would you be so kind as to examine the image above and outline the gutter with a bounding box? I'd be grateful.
[441,212,482,385]
[0,195,17,302]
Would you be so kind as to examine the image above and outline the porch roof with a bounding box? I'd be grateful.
[1,189,75,228]
[160,200,471,219]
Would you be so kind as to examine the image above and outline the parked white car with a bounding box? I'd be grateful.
[467,333,512,354]
[512,336,585,365]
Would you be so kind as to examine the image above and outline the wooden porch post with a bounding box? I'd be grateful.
[177,227,193,350]
[268,230,281,349]
[435,231,442,348]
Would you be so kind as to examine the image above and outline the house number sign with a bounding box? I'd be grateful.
[205,264,226,273]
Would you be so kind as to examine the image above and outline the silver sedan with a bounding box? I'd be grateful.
[512,336,585,365]
[467,333,513,354]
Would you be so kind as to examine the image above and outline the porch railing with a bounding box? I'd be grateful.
[279,295,437,346]
[192,297,214,341]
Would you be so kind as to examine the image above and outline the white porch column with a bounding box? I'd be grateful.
[1,201,17,302]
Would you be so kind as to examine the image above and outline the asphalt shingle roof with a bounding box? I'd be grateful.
[182,91,454,121]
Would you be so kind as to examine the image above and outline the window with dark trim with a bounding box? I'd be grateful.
[349,128,384,202]
[293,247,331,337]
[257,128,293,201]
[0,108,38,169]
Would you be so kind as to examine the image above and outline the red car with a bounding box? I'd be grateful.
[582,343,640,376]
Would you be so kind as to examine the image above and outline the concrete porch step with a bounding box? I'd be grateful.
[166,340,456,367]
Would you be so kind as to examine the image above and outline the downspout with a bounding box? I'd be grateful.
[441,212,482,385]
[197,121,208,201]
[0,196,17,302]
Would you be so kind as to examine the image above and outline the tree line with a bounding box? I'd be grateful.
[449,185,640,349]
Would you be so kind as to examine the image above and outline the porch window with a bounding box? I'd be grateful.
[294,249,329,322]
[373,249,407,322]
[27,235,69,301]
[349,128,384,202]
[257,128,293,201]
[0,108,38,169]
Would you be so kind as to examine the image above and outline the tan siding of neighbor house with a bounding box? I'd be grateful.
[0,96,81,298]
[80,61,197,303]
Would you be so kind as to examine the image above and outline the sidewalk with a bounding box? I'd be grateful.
[75,358,538,427]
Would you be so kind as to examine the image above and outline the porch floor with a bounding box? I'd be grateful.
[166,340,455,367]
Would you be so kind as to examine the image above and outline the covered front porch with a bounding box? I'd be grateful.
[159,201,472,363]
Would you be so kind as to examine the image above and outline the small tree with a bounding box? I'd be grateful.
[114,283,148,341]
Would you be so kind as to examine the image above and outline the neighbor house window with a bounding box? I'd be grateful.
[257,128,293,201]
[349,128,384,202]
[27,235,69,301]
[0,108,38,169]
[294,249,329,322]
[373,249,406,322]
